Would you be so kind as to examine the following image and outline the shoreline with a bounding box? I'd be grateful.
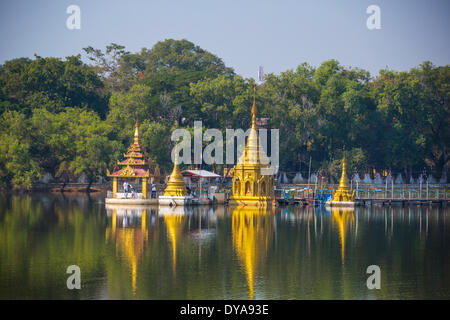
[0,182,111,194]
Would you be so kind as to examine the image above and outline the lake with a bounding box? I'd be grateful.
[0,193,448,299]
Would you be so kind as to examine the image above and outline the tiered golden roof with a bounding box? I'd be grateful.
[107,121,153,178]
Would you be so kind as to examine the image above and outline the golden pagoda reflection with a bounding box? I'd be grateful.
[105,207,149,295]
[160,207,187,274]
[331,208,355,265]
[231,206,274,299]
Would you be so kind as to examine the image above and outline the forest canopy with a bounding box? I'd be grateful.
[0,39,448,189]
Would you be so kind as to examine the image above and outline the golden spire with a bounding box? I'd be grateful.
[251,84,257,129]
[134,120,140,145]
[339,152,349,188]
[164,146,188,196]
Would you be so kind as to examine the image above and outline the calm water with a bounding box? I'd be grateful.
[0,193,449,300]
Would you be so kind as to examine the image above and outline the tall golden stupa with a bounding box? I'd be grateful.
[229,86,275,206]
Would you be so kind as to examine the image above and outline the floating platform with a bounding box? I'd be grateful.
[325,200,356,208]
[191,198,213,205]
[105,198,159,205]
[228,198,276,207]
[158,195,192,207]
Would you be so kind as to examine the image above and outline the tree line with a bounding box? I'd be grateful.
[0,39,448,190]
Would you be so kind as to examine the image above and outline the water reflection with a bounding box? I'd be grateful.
[330,208,355,265]
[231,206,274,299]
[105,206,151,295]
[0,193,449,299]
[160,208,186,274]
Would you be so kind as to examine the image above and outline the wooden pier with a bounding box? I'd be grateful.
[275,187,449,207]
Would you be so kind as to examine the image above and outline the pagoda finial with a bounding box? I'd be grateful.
[251,84,257,129]
[338,151,349,189]
[134,120,139,145]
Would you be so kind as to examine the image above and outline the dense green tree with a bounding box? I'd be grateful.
[0,111,40,189]
[29,108,122,189]
[0,55,108,117]
[0,39,448,189]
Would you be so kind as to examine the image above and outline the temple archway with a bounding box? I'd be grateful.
[245,181,251,195]
[261,181,266,195]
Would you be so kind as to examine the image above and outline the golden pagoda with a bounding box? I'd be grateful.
[159,147,189,206]
[164,155,187,197]
[229,86,275,206]
[107,121,155,199]
[327,153,355,207]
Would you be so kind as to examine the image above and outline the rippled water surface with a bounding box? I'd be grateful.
[0,193,449,299]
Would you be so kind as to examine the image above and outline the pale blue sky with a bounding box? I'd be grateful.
[0,0,448,78]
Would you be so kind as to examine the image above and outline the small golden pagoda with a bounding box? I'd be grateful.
[163,151,188,197]
[327,153,355,207]
[230,86,275,206]
[159,147,189,206]
[107,121,155,199]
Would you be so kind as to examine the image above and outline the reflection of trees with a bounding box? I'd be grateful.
[231,206,274,300]
[1,193,449,299]
[0,193,107,299]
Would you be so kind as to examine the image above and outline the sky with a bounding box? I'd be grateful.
[0,0,449,78]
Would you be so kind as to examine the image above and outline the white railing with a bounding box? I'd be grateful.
[106,192,143,199]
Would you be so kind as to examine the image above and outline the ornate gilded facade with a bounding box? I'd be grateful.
[230,88,275,206]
